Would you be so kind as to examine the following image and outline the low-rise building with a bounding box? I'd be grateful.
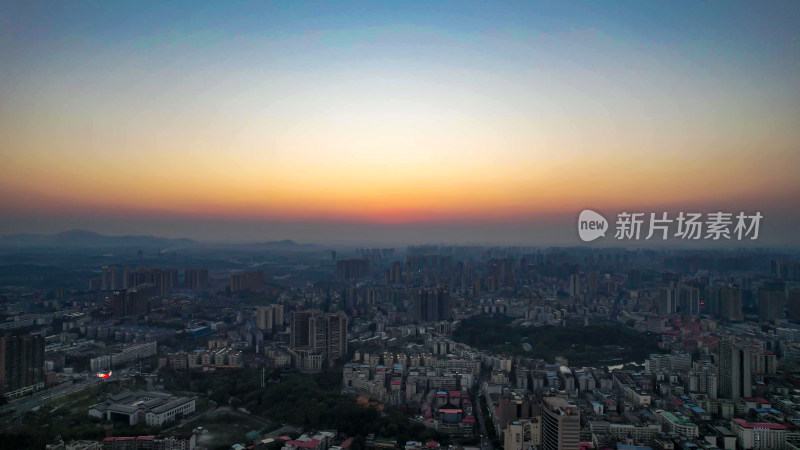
[88,391,195,427]
[730,418,791,450]
[657,410,698,438]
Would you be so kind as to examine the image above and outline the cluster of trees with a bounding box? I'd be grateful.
[3,366,448,448]
[163,368,442,447]
[0,376,158,448]
[453,315,662,365]
[4,399,160,448]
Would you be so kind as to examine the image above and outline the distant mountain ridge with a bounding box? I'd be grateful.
[253,239,316,247]
[0,229,195,248]
[0,229,320,250]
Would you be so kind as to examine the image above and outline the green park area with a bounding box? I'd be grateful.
[452,315,663,366]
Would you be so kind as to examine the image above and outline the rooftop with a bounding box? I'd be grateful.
[731,418,790,430]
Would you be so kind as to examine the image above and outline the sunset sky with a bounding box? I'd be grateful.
[2,1,799,245]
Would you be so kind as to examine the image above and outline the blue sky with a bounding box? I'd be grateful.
[1,1,799,245]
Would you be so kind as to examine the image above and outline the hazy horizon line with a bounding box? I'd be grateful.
[0,227,797,252]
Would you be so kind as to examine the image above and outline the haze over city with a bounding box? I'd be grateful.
[7,4,800,450]
[2,1,799,245]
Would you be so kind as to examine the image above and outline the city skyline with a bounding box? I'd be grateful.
[2,1,800,245]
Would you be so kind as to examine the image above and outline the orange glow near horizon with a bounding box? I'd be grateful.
[2,1,800,240]
[2,140,797,225]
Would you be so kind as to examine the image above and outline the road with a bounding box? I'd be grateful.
[2,375,101,419]
[1,366,141,422]
[473,378,495,450]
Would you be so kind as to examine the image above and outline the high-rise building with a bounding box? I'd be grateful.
[256,307,268,331]
[499,392,536,432]
[388,261,404,284]
[290,310,319,349]
[568,274,581,298]
[750,350,777,376]
[184,268,209,290]
[290,310,347,363]
[505,418,542,450]
[541,396,580,450]
[155,268,179,297]
[111,266,121,290]
[718,337,752,400]
[111,287,150,317]
[256,304,284,332]
[789,289,800,322]
[230,270,264,292]
[587,271,599,294]
[411,286,451,323]
[758,283,786,324]
[678,283,701,316]
[658,284,678,315]
[125,267,165,293]
[311,312,348,362]
[271,304,284,331]
[771,259,800,281]
[101,265,121,290]
[0,333,45,398]
[488,258,515,288]
[123,266,132,289]
[101,265,112,290]
[336,259,370,280]
[342,286,359,311]
[117,266,177,297]
[718,286,744,321]
[705,286,720,316]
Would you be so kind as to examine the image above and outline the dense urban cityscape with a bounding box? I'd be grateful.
[1,237,800,450]
[3,1,800,450]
